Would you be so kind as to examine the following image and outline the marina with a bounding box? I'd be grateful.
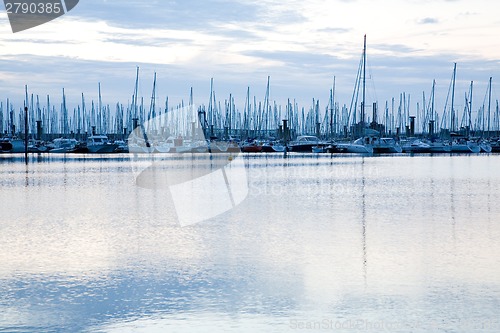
[1,29,500,333]
[1,36,499,157]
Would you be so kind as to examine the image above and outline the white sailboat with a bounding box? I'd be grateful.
[338,35,402,154]
[450,137,481,153]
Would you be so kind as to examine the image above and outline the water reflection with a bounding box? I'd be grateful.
[361,158,368,288]
[1,154,500,332]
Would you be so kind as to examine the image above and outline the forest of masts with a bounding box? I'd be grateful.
[1,68,499,142]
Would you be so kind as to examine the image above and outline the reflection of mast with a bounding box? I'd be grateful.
[449,160,456,246]
[361,157,367,287]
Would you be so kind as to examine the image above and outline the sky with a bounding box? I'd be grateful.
[0,0,499,121]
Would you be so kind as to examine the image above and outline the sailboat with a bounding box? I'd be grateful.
[479,77,494,153]
[338,35,401,154]
[337,35,373,154]
[446,64,480,153]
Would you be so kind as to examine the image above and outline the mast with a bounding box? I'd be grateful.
[431,80,435,122]
[46,95,50,135]
[81,93,86,134]
[148,72,157,134]
[62,88,68,135]
[488,76,492,138]
[264,76,270,135]
[330,76,336,138]
[98,82,102,134]
[361,34,367,125]
[450,62,457,132]
[468,81,473,135]
[133,66,139,120]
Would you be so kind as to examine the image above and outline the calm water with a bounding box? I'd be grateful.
[1,153,499,332]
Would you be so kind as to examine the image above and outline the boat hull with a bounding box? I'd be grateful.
[87,144,118,154]
[0,139,25,153]
[289,144,316,152]
[241,145,263,153]
[451,143,480,153]
[336,143,373,154]
[480,143,492,153]
[373,146,402,154]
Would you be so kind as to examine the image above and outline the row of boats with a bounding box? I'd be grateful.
[300,135,498,154]
[0,135,121,154]
[1,133,499,155]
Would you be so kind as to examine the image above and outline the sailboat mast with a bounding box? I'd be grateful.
[488,76,492,137]
[450,62,457,132]
[330,76,336,138]
[98,82,102,134]
[361,34,367,125]
[468,81,473,134]
[431,80,435,121]
[133,66,139,120]
[209,77,214,130]
[264,76,270,135]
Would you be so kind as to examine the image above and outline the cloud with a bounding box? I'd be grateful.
[317,27,352,34]
[418,17,440,25]
[371,43,423,55]
[72,0,262,30]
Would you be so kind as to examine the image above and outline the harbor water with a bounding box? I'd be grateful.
[1,153,499,332]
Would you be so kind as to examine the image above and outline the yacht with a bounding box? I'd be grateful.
[289,135,320,152]
[155,136,193,153]
[336,135,402,154]
[336,138,374,154]
[371,137,402,154]
[86,135,118,153]
[400,138,432,153]
[240,140,263,153]
[48,138,79,153]
[261,141,286,153]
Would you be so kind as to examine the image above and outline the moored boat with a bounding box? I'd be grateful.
[0,137,25,153]
[241,141,263,153]
[490,139,500,153]
[336,139,374,154]
[371,137,402,154]
[479,140,492,153]
[48,138,79,153]
[86,135,119,153]
[400,138,433,153]
[289,135,320,152]
[261,141,286,153]
[423,140,452,153]
[450,138,480,153]
[312,145,327,153]
[0,140,13,153]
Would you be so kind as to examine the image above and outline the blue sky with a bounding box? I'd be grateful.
[0,0,499,119]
